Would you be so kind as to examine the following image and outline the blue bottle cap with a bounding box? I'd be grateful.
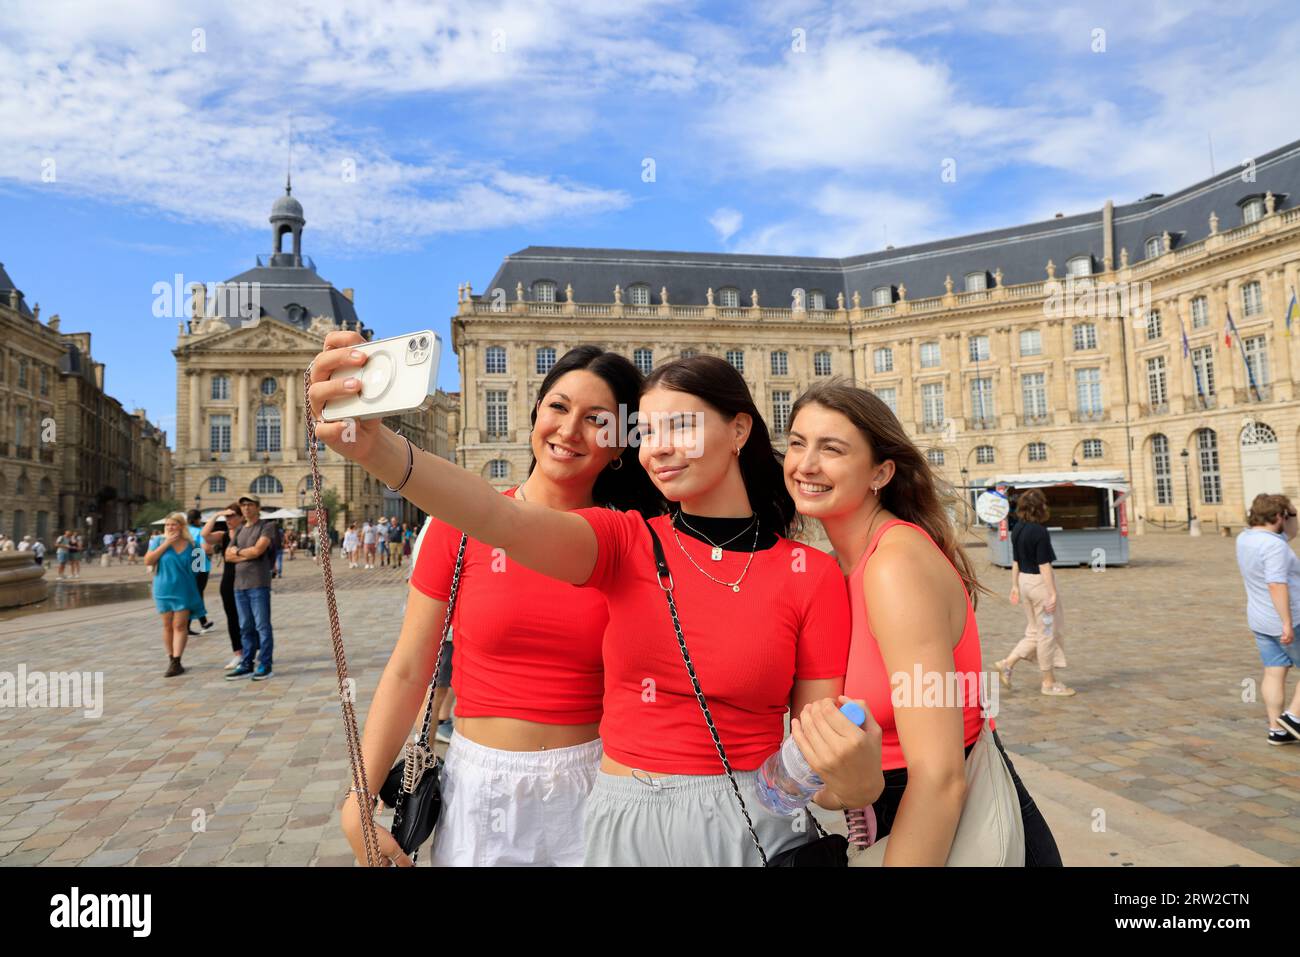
[839,701,867,727]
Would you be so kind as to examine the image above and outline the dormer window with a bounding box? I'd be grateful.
[1066,256,1092,278]
[628,284,651,307]
[1241,196,1265,225]
[533,280,556,303]
[964,272,987,292]
[807,289,825,311]
[718,287,740,309]
[1144,237,1162,260]
[871,286,892,307]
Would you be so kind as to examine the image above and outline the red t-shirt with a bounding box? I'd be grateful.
[409,488,607,725]
[578,509,850,774]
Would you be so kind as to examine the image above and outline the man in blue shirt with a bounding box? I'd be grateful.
[186,509,216,635]
[1236,493,1300,745]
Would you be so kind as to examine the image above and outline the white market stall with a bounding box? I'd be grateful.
[982,471,1130,568]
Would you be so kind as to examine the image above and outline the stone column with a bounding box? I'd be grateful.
[1046,319,1068,424]
[189,370,201,459]
[236,373,248,455]
[996,326,1015,427]
[284,368,297,460]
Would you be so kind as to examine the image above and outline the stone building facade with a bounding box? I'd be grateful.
[173,186,458,532]
[0,265,172,543]
[453,138,1300,529]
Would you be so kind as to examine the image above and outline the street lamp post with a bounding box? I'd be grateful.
[1180,448,1199,536]
[959,466,970,529]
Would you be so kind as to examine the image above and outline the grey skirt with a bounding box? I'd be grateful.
[582,769,814,866]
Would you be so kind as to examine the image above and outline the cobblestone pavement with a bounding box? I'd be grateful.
[975,529,1300,866]
[1,529,1296,865]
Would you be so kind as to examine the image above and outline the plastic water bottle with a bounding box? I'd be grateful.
[755,701,868,815]
[1041,612,1054,638]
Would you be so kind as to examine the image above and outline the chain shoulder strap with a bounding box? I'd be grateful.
[303,367,386,867]
[398,531,466,796]
[640,515,769,866]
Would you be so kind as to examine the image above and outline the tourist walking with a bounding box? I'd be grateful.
[145,512,206,677]
[994,488,1073,696]
[1236,493,1300,745]
[55,530,73,579]
[223,495,277,681]
[362,520,377,569]
[186,509,217,635]
[343,523,359,568]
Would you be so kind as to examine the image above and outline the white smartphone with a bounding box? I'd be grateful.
[321,330,441,422]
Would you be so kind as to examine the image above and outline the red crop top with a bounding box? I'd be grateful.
[408,488,608,725]
[844,520,986,771]
[578,509,850,774]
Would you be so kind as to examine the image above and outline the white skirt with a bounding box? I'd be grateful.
[429,733,602,867]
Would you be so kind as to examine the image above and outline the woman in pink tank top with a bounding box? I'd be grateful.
[782,382,1062,866]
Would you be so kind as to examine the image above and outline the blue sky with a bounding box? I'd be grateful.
[1,0,1295,446]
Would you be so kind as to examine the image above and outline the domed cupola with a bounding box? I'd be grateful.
[269,175,306,267]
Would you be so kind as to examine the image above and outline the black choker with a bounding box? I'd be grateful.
[672,510,778,552]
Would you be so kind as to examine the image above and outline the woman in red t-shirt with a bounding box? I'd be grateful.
[784,382,1061,866]
[339,346,661,866]
[313,334,882,866]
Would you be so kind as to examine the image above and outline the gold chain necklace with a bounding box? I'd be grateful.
[669,519,761,593]
[673,509,756,561]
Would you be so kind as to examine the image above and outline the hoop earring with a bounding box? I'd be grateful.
[734,445,741,457]
[609,456,624,471]
[872,485,879,497]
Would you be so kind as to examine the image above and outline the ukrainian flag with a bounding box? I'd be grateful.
[1287,287,1298,338]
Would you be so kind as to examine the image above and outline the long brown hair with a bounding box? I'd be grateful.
[791,380,984,606]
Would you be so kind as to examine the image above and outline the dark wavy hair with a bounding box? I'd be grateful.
[1015,488,1050,525]
[642,355,797,537]
[792,379,984,606]
[528,346,664,518]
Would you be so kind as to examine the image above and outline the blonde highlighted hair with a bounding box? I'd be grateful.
[162,512,194,545]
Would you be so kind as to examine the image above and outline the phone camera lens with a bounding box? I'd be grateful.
[408,338,417,350]
[419,336,429,349]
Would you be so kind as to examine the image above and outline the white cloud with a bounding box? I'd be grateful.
[736,184,943,258]
[708,207,743,242]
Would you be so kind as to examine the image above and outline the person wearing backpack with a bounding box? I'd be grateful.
[224,494,277,681]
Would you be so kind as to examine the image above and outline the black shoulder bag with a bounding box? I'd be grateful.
[375,531,467,859]
[641,515,848,867]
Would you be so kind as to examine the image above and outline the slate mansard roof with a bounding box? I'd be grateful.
[479,138,1300,307]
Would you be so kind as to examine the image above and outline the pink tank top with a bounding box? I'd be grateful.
[844,520,986,771]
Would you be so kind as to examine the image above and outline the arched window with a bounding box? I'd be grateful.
[1196,429,1221,504]
[718,287,740,309]
[251,474,283,495]
[1241,422,1278,446]
[208,476,227,494]
[488,459,510,480]
[485,345,507,374]
[533,280,556,303]
[1027,441,1048,463]
[1066,256,1092,277]
[1082,438,1103,459]
[1144,236,1162,260]
[303,474,315,491]
[255,405,281,452]
[964,272,987,292]
[975,445,995,465]
[1241,196,1265,224]
[260,376,277,396]
[1151,434,1172,505]
[871,286,892,307]
[628,284,651,307]
[634,348,653,375]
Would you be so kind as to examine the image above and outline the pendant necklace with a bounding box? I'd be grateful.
[670,518,761,592]
[673,509,757,561]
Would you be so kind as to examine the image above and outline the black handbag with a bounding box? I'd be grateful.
[641,516,849,867]
[376,532,467,858]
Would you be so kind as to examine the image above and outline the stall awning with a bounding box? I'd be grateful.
[989,471,1129,494]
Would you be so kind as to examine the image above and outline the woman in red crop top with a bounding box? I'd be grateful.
[339,346,662,867]
[314,334,882,867]
[784,382,1062,866]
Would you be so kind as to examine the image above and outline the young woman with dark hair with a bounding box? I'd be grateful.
[313,334,881,867]
[995,488,1074,697]
[339,345,662,866]
[783,380,1061,866]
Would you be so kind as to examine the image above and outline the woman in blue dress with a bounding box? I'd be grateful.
[146,512,206,677]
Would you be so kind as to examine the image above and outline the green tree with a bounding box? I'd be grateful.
[133,499,182,529]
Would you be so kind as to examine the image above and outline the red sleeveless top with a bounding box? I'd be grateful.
[844,520,986,771]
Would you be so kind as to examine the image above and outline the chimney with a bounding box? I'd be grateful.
[94,362,104,390]
[32,302,39,322]
[48,313,60,332]
[342,288,354,303]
